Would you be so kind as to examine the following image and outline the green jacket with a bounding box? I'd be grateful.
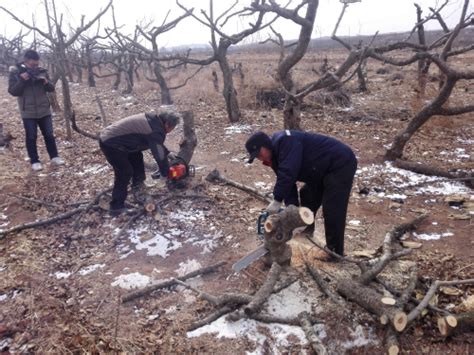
[8,64,55,119]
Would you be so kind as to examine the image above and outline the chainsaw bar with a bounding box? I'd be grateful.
[232,245,268,272]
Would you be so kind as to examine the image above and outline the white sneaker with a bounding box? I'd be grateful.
[31,162,43,171]
[51,157,65,165]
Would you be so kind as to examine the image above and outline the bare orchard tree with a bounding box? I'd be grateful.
[121,9,193,104]
[0,0,112,139]
[176,0,276,123]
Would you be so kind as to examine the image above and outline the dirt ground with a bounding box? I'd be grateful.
[0,48,473,354]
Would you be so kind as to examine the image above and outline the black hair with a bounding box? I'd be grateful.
[24,49,40,61]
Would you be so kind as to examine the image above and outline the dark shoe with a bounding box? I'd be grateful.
[109,207,134,217]
[131,183,147,203]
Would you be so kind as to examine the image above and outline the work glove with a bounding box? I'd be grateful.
[265,200,282,215]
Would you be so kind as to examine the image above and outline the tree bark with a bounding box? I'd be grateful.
[218,53,240,123]
[336,278,408,332]
[177,111,197,164]
[437,312,474,337]
[153,62,173,105]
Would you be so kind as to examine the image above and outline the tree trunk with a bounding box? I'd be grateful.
[218,54,240,123]
[177,111,197,164]
[385,79,456,160]
[283,95,302,130]
[153,62,173,105]
[86,44,96,87]
[75,64,83,84]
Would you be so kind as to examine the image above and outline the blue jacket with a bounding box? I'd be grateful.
[271,130,356,205]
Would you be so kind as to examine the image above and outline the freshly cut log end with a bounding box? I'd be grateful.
[393,312,408,332]
[264,220,274,233]
[298,207,314,225]
[382,297,397,306]
[446,315,458,327]
[145,203,156,213]
[380,314,389,325]
[388,344,400,355]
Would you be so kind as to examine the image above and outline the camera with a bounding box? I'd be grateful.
[19,64,47,81]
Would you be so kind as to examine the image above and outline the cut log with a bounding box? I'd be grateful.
[385,327,400,355]
[264,206,314,237]
[299,311,327,355]
[437,311,474,337]
[337,278,407,332]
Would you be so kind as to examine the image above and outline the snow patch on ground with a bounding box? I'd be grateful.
[341,325,379,350]
[224,124,253,135]
[357,162,472,197]
[111,272,151,289]
[53,271,72,279]
[0,293,7,302]
[79,264,105,276]
[128,225,182,258]
[254,181,272,191]
[76,164,109,176]
[264,281,314,318]
[187,315,310,354]
[169,209,205,223]
[413,231,454,241]
[176,259,202,276]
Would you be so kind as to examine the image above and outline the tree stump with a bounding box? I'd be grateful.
[263,206,314,265]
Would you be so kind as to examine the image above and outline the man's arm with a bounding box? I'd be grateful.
[147,131,169,176]
[273,137,303,204]
[7,70,26,97]
[43,71,55,92]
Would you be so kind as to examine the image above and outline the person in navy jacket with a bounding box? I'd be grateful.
[245,130,357,259]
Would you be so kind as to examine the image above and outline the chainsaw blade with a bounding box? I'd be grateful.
[232,245,268,272]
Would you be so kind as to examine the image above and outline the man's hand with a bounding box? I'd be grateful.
[19,72,30,81]
[265,200,282,214]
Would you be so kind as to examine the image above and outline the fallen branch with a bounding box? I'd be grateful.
[304,258,345,307]
[299,311,327,355]
[407,279,474,323]
[205,169,272,202]
[0,188,111,239]
[398,266,418,309]
[243,262,282,316]
[122,261,226,303]
[71,110,100,140]
[385,327,400,355]
[7,193,63,209]
[188,306,233,331]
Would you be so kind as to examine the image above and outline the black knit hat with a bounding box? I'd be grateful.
[245,131,272,163]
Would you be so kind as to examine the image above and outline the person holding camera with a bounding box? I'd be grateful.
[8,49,64,171]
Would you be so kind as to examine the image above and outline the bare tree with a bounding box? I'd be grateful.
[176,0,276,123]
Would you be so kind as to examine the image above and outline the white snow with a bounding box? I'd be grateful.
[187,315,309,354]
[224,124,253,135]
[348,220,361,226]
[111,272,151,289]
[341,325,379,349]
[79,264,105,276]
[413,231,454,241]
[76,164,109,176]
[169,209,205,223]
[176,259,202,276]
[54,271,72,279]
[264,281,314,318]
[254,181,272,190]
[128,225,182,258]
[0,294,7,302]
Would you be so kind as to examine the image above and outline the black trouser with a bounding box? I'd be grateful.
[300,158,357,256]
[100,141,145,210]
[23,115,59,163]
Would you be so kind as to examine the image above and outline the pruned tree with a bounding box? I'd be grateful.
[0,0,113,140]
[176,0,277,123]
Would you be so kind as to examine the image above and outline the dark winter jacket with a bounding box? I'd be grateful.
[271,130,356,205]
[100,113,170,175]
[8,63,55,119]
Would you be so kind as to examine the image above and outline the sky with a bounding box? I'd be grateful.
[0,0,470,48]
